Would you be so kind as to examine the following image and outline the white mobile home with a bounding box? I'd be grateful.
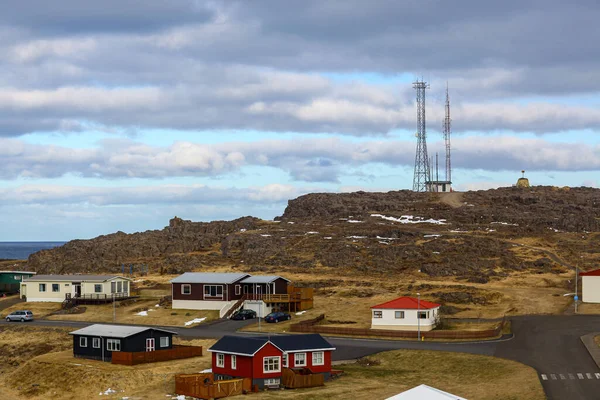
[580,269,600,303]
[20,275,131,303]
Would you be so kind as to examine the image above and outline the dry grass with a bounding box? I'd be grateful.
[577,303,600,315]
[251,349,545,400]
[46,299,219,327]
[1,302,62,318]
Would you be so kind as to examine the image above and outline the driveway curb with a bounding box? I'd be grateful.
[580,332,600,369]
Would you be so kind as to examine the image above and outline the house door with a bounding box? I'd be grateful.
[73,284,81,297]
[146,338,155,352]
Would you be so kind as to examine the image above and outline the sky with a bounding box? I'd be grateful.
[1,1,600,241]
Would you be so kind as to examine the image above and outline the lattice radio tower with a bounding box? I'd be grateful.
[443,82,452,183]
[412,79,430,192]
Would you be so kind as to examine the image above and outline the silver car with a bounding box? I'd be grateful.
[5,310,34,322]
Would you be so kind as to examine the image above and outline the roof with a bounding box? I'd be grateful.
[170,272,250,284]
[579,268,600,277]
[23,274,129,283]
[386,384,467,400]
[0,271,36,275]
[240,275,290,284]
[69,324,177,338]
[208,334,335,356]
[371,296,441,310]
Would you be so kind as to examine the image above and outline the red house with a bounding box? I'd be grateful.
[208,334,335,389]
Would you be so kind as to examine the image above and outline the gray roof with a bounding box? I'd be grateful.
[241,275,290,284]
[23,274,129,283]
[170,272,250,284]
[69,324,177,338]
[0,271,36,275]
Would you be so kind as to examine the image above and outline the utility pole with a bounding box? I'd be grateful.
[575,266,579,314]
[113,295,116,322]
[412,79,430,192]
[443,82,452,183]
[417,292,421,340]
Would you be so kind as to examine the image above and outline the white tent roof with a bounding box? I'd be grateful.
[386,385,467,400]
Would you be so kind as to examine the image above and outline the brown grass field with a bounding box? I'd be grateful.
[0,326,544,400]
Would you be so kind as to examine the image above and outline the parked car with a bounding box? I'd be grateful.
[264,311,291,323]
[5,310,34,322]
[231,309,257,320]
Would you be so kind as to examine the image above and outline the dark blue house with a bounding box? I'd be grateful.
[70,324,177,362]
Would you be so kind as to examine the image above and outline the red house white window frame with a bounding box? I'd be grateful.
[231,355,237,370]
[312,351,324,366]
[216,353,225,367]
[294,353,306,367]
[263,356,281,373]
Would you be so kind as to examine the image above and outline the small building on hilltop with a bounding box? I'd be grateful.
[515,170,530,188]
[371,296,441,331]
[70,324,177,362]
[580,268,600,303]
[20,274,131,303]
[0,271,36,294]
[209,334,335,389]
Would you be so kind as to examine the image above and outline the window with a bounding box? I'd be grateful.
[93,338,100,348]
[395,311,405,319]
[216,353,225,367]
[294,353,306,367]
[107,339,121,351]
[282,353,287,368]
[243,285,249,294]
[264,378,280,386]
[204,285,223,298]
[312,351,324,366]
[117,281,122,292]
[111,282,116,293]
[160,337,169,347]
[80,337,87,347]
[372,310,382,318]
[231,355,237,370]
[52,284,60,292]
[123,281,129,293]
[181,284,191,295]
[13,275,20,280]
[235,285,241,295]
[263,356,280,373]
[418,311,428,319]
[94,284,102,293]
[65,283,69,287]
[39,283,46,292]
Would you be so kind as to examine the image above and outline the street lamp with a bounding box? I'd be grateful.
[417,292,421,341]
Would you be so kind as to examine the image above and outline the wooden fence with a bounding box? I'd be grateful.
[282,368,324,389]
[111,345,203,365]
[176,373,252,399]
[290,314,507,340]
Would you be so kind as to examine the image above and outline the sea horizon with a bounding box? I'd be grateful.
[0,241,66,261]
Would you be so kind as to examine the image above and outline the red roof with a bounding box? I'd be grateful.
[579,268,600,277]
[371,296,440,310]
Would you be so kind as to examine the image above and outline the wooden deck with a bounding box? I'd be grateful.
[175,373,252,398]
[282,367,325,389]
[62,292,138,309]
[112,345,202,365]
[245,286,314,312]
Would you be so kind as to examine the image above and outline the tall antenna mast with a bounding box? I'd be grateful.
[443,82,452,183]
[412,79,430,192]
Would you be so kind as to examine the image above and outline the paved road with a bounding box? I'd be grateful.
[5,315,600,400]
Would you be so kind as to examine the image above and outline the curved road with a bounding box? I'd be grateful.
[3,315,600,400]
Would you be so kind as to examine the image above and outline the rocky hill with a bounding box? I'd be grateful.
[26,186,600,281]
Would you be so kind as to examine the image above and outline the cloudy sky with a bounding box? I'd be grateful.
[2,1,599,241]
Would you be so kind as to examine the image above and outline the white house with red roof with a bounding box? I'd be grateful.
[370,296,441,331]
[579,268,600,303]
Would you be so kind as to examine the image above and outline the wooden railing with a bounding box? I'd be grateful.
[282,368,325,389]
[175,373,252,398]
[223,295,248,319]
[65,292,132,301]
[111,345,203,366]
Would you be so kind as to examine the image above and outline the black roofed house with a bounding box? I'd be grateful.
[209,333,335,389]
[70,324,177,362]
[170,272,313,318]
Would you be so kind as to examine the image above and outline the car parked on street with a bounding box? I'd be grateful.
[264,311,291,323]
[231,309,257,320]
[5,310,34,322]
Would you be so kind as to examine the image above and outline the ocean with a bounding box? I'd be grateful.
[0,242,66,260]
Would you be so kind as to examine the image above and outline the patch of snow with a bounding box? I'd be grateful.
[376,236,397,240]
[338,218,348,221]
[155,304,160,307]
[136,311,148,316]
[287,221,295,224]
[70,363,83,366]
[490,221,519,226]
[371,213,447,225]
[346,235,367,239]
[347,220,363,223]
[432,251,440,254]
[486,229,496,232]
[378,241,390,245]
[148,309,155,312]
[423,234,441,238]
[271,220,281,223]
[324,237,332,240]
[199,368,212,373]
[185,317,207,326]
[449,229,470,233]
[296,311,307,315]
[305,231,319,234]
[100,388,117,396]
[133,279,144,283]
[172,396,186,400]
[260,234,271,237]
[239,228,247,232]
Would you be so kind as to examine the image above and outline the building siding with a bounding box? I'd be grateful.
[371,307,438,330]
[21,277,130,302]
[72,329,174,361]
[582,276,600,303]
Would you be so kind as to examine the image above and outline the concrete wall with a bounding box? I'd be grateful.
[582,276,600,303]
[371,307,438,331]
[243,300,273,317]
